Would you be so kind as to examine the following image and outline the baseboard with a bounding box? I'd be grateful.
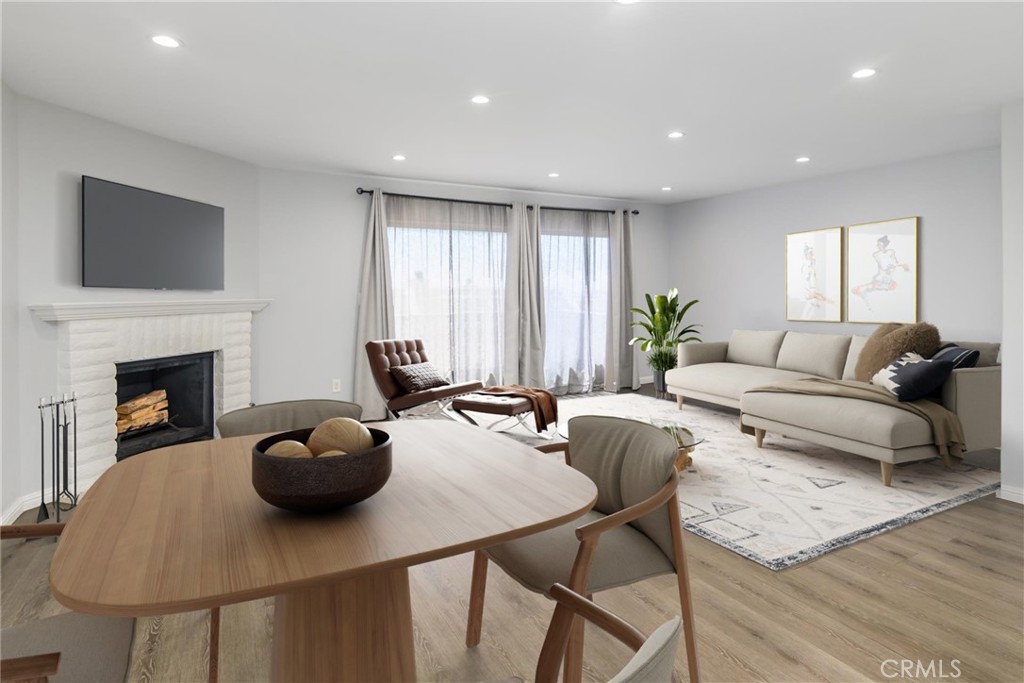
[997,485,1024,505]
[2,475,101,525]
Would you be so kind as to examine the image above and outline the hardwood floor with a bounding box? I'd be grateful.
[3,493,1021,682]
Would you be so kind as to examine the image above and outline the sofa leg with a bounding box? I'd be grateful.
[880,462,894,487]
[754,428,765,448]
[675,394,684,410]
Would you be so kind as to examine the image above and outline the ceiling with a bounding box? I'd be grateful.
[3,1,1022,203]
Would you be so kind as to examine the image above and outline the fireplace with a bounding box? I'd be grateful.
[115,351,215,460]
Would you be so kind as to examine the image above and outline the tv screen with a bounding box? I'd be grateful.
[82,176,225,290]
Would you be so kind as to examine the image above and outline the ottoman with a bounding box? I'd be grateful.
[451,393,536,432]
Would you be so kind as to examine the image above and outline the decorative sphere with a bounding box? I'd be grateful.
[317,449,349,458]
[265,440,313,458]
[307,417,374,456]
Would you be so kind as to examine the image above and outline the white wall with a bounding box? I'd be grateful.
[1,84,15,511]
[1000,103,1023,504]
[668,148,1003,343]
[255,170,673,405]
[1,92,261,518]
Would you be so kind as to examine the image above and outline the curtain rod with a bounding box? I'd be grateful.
[356,187,511,209]
[356,187,639,215]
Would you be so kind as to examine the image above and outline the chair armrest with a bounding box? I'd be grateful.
[941,366,1001,451]
[575,474,678,540]
[535,442,571,465]
[0,653,61,682]
[0,523,65,540]
[549,584,646,650]
[677,341,727,367]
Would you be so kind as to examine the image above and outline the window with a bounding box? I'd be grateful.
[386,197,508,384]
[539,209,610,394]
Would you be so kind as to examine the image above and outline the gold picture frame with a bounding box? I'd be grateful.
[845,216,919,324]
[785,226,842,322]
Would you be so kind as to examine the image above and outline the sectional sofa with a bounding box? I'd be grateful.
[664,330,1001,485]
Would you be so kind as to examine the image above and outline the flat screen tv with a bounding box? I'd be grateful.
[82,176,225,290]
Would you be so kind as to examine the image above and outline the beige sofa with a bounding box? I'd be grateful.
[665,330,1002,485]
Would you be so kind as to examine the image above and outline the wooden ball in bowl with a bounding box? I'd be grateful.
[252,427,392,512]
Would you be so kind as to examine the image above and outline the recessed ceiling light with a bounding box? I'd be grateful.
[661,187,672,191]
[667,131,685,139]
[471,95,490,104]
[392,154,406,161]
[151,35,181,48]
[795,156,811,163]
[852,68,877,79]
[548,172,560,178]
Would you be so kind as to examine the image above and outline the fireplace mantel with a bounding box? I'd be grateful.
[29,299,270,322]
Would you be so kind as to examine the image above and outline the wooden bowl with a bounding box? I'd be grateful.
[252,427,392,512]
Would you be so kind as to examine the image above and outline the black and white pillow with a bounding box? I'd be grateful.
[931,343,981,369]
[871,352,955,402]
[391,362,450,393]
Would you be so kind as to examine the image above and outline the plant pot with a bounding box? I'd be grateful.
[652,370,668,394]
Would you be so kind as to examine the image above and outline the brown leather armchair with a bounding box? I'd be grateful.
[365,339,483,418]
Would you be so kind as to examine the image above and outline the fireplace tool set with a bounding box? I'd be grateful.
[36,393,78,523]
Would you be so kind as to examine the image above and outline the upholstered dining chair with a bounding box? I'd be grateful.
[365,339,482,418]
[216,399,363,437]
[536,584,683,683]
[465,416,700,683]
[1,523,136,683]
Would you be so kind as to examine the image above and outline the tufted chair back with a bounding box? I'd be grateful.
[364,339,432,400]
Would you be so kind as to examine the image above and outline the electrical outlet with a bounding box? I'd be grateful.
[331,378,341,393]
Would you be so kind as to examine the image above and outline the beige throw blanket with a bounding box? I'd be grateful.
[481,384,558,432]
[741,378,966,457]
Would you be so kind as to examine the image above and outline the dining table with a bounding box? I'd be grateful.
[49,419,597,682]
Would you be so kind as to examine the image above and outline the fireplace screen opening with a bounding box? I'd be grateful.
[114,351,214,460]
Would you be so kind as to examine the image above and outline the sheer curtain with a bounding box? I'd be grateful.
[386,196,508,385]
[503,202,546,387]
[353,189,394,420]
[539,208,611,395]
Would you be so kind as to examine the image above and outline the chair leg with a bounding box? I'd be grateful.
[563,609,586,683]
[669,494,701,683]
[209,607,220,683]
[466,550,488,647]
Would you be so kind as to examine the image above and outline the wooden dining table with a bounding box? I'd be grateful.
[49,420,597,682]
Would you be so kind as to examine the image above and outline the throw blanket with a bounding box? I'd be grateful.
[741,378,966,457]
[481,384,558,432]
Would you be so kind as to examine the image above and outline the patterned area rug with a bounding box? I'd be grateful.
[538,392,1000,570]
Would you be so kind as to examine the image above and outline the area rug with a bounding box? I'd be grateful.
[546,392,1001,570]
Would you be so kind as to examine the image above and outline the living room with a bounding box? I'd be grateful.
[1,2,1022,682]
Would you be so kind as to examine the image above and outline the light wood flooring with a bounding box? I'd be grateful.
[3,493,1022,682]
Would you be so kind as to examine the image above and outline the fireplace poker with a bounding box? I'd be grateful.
[36,398,49,523]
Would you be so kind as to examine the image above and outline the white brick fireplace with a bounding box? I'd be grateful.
[29,300,269,487]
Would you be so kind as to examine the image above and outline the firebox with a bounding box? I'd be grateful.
[114,351,214,460]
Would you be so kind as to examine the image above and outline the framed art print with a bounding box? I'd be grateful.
[846,216,918,323]
[785,227,842,322]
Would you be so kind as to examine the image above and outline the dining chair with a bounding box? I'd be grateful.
[365,339,482,418]
[536,583,682,683]
[465,416,700,683]
[1,523,134,683]
[216,398,363,437]
[1,523,222,683]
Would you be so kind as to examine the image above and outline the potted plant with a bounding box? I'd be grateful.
[629,289,701,396]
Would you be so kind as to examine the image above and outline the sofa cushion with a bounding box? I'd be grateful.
[949,341,1000,367]
[842,335,869,380]
[776,332,852,380]
[854,322,941,381]
[872,352,955,402]
[726,330,787,368]
[740,391,932,449]
[665,363,814,403]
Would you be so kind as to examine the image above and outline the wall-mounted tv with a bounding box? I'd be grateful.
[82,176,225,290]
